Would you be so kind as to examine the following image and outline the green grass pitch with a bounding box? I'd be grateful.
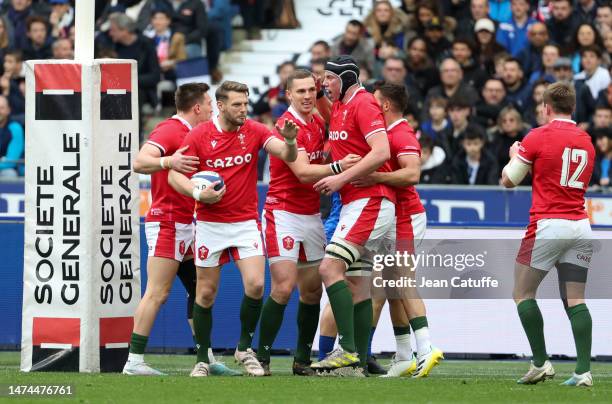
[2,352,612,403]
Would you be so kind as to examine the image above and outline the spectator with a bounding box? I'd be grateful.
[381,56,424,115]
[406,0,456,43]
[98,13,161,115]
[493,51,511,79]
[451,38,487,90]
[419,135,450,183]
[0,94,22,177]
[547,0,581,53]
[171,0,223,83]
[489,106,528,171]
[604,30,612,64]
[591,105,612,131]
[591,128,612,187]
[516,22,549,78]
[373,39,402,78]
[451,128,499,185]
[48,0,73,39]
[575,0,599,25]
[475,78,509,130]
[364,0,408,52]
[420,95,452,150]
[596,82,612,108]
[447,95,485,156]
[534,102,547,126]
[474,18,505,75]
[52,37,73,59]
[496,0,537,57]
[552,56,575,82]
[528,44,560,84]
[571,23,603,74]
[22,15,53,61]
[489,0,512,23]
[405,37,438,99]
[145,10,186,81]
[0,16,11,74]
[238,0,264,40]
[252,60,295,123]
[575,46,611,123]
[310,57,326,82]
[206,0,237,51]
[524,79,549,126]
[502,58,530,109]
[1,50,24,124]
[330,20,375,73]
[423,17,452,62]
[3,0,48,50]
[423,58,480,121]
[596,4,612,36]
[310,40,331,62]
[456,0,491,39]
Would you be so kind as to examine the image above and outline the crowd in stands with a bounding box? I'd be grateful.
[0,0,610,189]
[253,0,612,188]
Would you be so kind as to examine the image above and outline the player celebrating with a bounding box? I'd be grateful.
[501,82,595,387]
[353,82,443,377]
[256,69,360,376]
[310,56,396,372]
[169,81,299,377]
[124,83,237,376]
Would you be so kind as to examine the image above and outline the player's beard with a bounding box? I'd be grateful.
[226,113,246,127]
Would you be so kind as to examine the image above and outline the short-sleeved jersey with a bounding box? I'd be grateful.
[181,116,275,223]
[265,107,326,214]
[517,119,595,221]
[387,119,425,216]
[328,88,396,205]
[145,115,195,224]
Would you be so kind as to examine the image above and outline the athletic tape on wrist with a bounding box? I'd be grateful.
[160,157,166,169]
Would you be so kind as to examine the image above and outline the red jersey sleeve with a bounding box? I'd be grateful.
[517,129,539,165]
[252,120,276,150]
[178,129,200,179]
[147,123,177,156]
[395,129,421,158]
[356,96,386,140]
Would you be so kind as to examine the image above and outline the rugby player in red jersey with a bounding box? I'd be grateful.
[168,81,299,377]
[254,69,360,376]
[352,82,443,377]
[309,56,396,372]
[123,83,230,376]
[501,82,595,387]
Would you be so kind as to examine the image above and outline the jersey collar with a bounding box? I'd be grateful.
[172,114,192,130]
[552,118,576,125]
[212,115,242,133]
[343,86,365,105]
[287,105,310,125]
[387,118,407,131]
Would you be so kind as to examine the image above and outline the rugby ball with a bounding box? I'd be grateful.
[191,171,224,191]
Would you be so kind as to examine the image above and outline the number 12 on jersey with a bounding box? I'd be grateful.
[560,147,588,189]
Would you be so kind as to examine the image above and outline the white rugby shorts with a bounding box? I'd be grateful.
[195,220,264,267]
[145,221,194,262]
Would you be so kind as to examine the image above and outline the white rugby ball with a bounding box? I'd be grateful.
[191,171,224,191]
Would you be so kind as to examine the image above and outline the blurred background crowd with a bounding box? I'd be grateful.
[0,0,610,189]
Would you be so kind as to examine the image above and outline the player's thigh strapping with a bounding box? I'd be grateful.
[326,197,395,276]
[195,220,265,267]
[262,209,326,267]
[517,218,593,271]
[145,221,194,262]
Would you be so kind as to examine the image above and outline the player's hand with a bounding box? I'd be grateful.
[314,174,345,195]
[198,182,225,204]
[509,141,521,160]
[351,173,378,187]
[169,145,199,173]
[276,119,299,143]
[340,153,361,170]
[313,74,322,93]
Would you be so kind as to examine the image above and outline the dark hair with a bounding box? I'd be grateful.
[215,80,249,103]
[5,49,23,62]
[175,82,210,112]
[447,95,471,110]
[384,55,407,69]
[580,44,603,58]
[504,57,522,69]
[310,57,328,66]
[375,81,409,114]
[464,126,485,141]
[573,23,603,54]
[429,95,448,109]
[286,69,314,90]
[26,15,47,32]
[543,81,576,115]
[311,40,330,51]
[595,105,612,113]
[452,38,475,53]
[152,9,172,19]
[347,19,364,30]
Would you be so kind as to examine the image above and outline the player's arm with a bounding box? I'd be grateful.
[167,169,226,204]
[314,131,390,194]
[353,154,420,187]
[288,151,362,184]
[501,141,531,188]
[133,143,199,174]
[265,120,299,162]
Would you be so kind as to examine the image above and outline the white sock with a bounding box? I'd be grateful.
[414,327,432,357]
[208,348,216,363]
[127,353,144,364]
[395,333,413,361]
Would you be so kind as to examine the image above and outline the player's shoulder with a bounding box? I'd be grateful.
[352,88,376,106]
[244,118,271,134]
